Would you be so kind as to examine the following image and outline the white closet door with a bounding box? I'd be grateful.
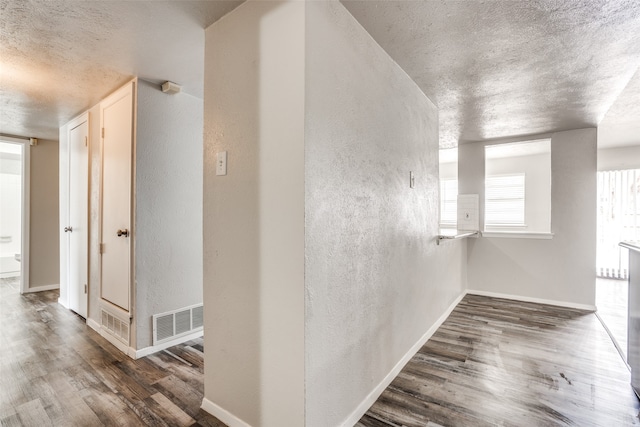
[67,117,89,317]
[100,82,134,312]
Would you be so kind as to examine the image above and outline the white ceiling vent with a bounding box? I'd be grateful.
[153,304,203,345]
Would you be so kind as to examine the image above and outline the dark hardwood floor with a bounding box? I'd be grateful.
[358,294,640,427]
[0,277,227,427]
[4,278,638,426]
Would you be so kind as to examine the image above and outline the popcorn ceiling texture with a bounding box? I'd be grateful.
[0,0,242,139]
[342,0,640,148]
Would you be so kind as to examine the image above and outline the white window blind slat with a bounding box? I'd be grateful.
[485,174,525,226]
[440,179,458,226]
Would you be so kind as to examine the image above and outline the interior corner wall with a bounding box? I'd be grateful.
[464,128,597,307]
[30,138,60,289]
[203,1,305,426]
[304,2,465,426]
[134,79,204,349]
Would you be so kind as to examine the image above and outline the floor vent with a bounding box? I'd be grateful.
[101,309,130,345]
[153,304,204,345]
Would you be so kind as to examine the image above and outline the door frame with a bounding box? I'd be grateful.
[65,113,90,317]
[0,135,30,294]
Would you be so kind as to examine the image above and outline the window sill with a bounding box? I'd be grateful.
[482,231,554,239]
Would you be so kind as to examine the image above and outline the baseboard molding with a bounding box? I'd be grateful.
[466,290,597,311]
[87,318,101,333]
[23,284,59,293]
[86,317,133,356]
[58,297,69,309]
[339,291,467,427]
[132,330,204,359]
[201,397,252,427]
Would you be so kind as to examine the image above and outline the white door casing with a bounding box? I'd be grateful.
[67,116,89,317]
[100,82,134,312]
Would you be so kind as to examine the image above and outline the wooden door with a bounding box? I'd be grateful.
[100,82,134,312]
[67,116,89,317]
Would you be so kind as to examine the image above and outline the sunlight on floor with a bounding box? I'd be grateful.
[596,277,628,362]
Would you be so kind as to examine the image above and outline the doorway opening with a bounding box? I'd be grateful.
[596,168,640,362]
[0,137,29,294]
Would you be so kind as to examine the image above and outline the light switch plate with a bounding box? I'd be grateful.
[216,151,227,176]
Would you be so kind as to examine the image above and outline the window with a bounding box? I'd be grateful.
[439,148,458,228]
[485,174,525,226]
[484,139,551,235]
[440,179,458,227]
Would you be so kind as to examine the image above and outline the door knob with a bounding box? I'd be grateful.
[64,226,73,232]
[117,229,129,237]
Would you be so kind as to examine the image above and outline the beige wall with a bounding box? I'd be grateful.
[463,128,597,307]
[29,138,60,288]
[203,2,306,425]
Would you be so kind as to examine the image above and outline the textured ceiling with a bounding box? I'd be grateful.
[1,1,639,147]
[342,0,640,148]
[0,0,243,140]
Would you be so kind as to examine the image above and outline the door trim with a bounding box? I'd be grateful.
[66,112,90,316]
[0,135,30,294]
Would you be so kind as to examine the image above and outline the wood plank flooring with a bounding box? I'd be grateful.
[4,277,638,426]
[357,295,640,427]
[0,277,227,427]
[596,277,628,361]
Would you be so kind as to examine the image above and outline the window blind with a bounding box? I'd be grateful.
[485,174,525,226]
[597,169,640,278]
[440,179,457,226]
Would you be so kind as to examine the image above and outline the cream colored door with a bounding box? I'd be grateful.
[100,82,134,312]
[67,117,89,317]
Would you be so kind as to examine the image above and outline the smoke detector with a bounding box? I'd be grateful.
[161,81,181,94]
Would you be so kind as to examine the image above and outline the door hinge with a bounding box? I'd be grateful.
[101,127,105,138]
[85,136,88,147]
[99,243,105,254]
[84,284,88,294]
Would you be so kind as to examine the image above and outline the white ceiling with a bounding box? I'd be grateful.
[1,0,639,148]
[342,0,640,149]
[0,0,243,140]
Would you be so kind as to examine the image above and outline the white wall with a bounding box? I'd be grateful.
[305,2,465,425]
[486,153,551,232]
[203,2,305,425]
[463,128,597,307]
[88,104,101,322]
[134,79,204,349]
[30,138,59,289]
[598,145,640,171]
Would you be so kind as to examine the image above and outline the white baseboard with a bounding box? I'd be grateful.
[87,318,204,361]
[132,330,204,359]
[23,284,59,293]
[87,318,101,333]
[465,290,596,311]
[339,291,467,427]
[201,397,252,427]
[58,297,69,309]
[86,317,133,357]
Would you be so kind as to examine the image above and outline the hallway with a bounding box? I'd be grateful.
[0,278,226,427]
